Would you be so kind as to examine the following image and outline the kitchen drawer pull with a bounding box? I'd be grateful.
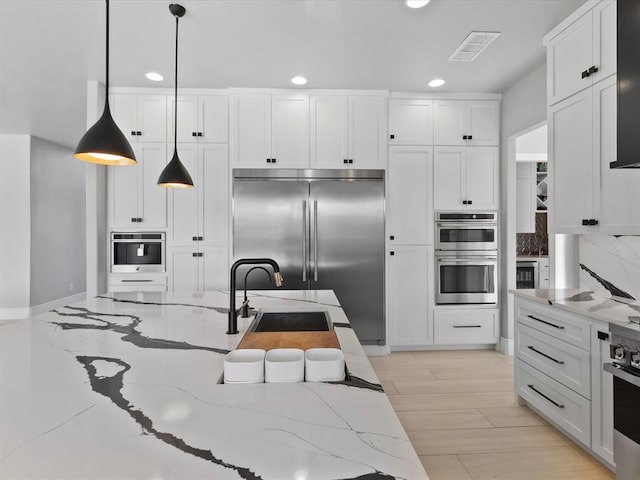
[453,325,482,328]
[121,279,153,283]
[527,384,565,409]
[527,314,565,330]
[527,345,565,364]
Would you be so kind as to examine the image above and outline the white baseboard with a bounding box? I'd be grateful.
[30,293,87,316]
[499,336,514,356]
[362,345,391,356]
[0,307,31,320]
[389,344,497,352]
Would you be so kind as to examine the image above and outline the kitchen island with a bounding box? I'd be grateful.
[0,290,428,480]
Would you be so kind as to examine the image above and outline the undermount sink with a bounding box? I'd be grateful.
[248,310,332,332]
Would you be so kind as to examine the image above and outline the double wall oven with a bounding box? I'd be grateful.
[435,212,498,305]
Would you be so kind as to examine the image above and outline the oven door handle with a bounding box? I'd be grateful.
[436,222,497,228]
[604,363,640,388]
[437,258,497,264]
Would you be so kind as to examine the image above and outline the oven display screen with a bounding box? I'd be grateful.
[439,228,495,243]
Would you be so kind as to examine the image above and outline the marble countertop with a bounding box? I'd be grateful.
[0,290,428,480]
[511,288,640,334]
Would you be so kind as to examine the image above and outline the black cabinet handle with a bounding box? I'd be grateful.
[272,158,276,163]
[588,65,598,75]
[527,314,565,330]
[462,200,468,205]
[197,132,203,137]
[192,132,197,137]
[598,331,610,341]
[581,70,589,79]
[468,135,472,140]
[344,159,348,164]
[192,252,198,257]
[390,235,395,240]
[468,200,473,205]
[266,158,271,163]
[527,384,565,409]
[348,159,353,164]
[462,135,468,140]
[131,217,137,223]
[192,236,198,241]
[390,251,395,256]
[453,325,482,328]
[131,131,136,136]
[137,217,143,222]
[527,346,565,364]
[582,219,589,226]
[390,134,395,139]
[588,219,599,226]
[198,236,203,241]
[136,131,142,136]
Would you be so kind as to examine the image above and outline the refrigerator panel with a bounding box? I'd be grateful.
[233,180,309,291]
[310,180,385,344]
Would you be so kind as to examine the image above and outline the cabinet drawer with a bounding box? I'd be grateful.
[109,274,167,292]
[434,309,498,344]
[516,324,591,398]
[516,359,591,447]
[516,299,590,350]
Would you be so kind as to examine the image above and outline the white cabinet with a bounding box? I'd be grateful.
[167,143,228,247]
[388,98,433,146]
[108,143,167,229]
[231,93,309,168]
[539,258,550,288]
[387,146,433,245]
[168,95,228,143]
[167,245,228,291]
[516,162,536,233]
[591,326,615,466]
[387,246,433,346]
[110,94,167,143]
[434,308,499,345]
[434,100,499,146]
[310,95,387,168]
[546,0,616,105]
[433,146,498,210]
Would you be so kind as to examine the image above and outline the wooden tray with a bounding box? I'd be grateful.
[236,331,341,351]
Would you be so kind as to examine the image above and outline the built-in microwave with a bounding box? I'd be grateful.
[435,212,498,251]
[436,252,498,305]
[111,232,165,273]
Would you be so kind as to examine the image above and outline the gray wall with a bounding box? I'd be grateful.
[30,137,86,307]
[500,61,547,345]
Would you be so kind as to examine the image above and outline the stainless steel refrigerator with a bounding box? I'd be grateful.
[232,169,385,345]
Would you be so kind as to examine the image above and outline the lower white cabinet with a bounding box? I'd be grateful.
[108,273,167,292]
[433,308,499,345]
[591,325,615,465]
[167,246,228,291]
[387,246,433,346]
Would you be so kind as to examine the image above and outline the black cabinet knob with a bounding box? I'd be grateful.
[390,235,395,240]
[192,252,198,257]
[197,132,203,137]
[266,158,271,163]
[192,132,197,137]
[582,219,589,225]
[199,236,204,241]
[598,331,610,341]
[462,200,468,205]
[349,159,353,164]
[138,218,143,222]
[588,65,598,75]
[462,135,467,140]
[192,236,198,241]
[390,134,395,139]
[344,159,348,164]
[390,251,395,256]
[136,131,142,136]
[468,200,473,205]
[131,217,137,223]
[131,131,136,136]
[468,135,473,140]
[588,219,599,226]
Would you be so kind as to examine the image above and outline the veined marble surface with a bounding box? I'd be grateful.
[0,290,427,480]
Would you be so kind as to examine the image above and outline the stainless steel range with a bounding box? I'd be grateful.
[604,322,640,480]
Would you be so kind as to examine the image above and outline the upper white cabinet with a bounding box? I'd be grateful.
[388,99,433,145]
[231,93,309,168]
[168,95,228,143]
[545,0,616,105]
[516,162,536,233]
[108,143,167,229]
[310,95,387,168]
[110,94,167,143]
[434,146,498,210]
[387,146,433,245]
[434,100,499,146]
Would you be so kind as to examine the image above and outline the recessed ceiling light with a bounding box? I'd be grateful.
[429,78,446,87]
[291,76,307,86]
[145,72,164,82]
[405,0,430,8]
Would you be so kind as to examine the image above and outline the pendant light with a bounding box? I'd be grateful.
[74,0,136,166]
[157,4,194,188]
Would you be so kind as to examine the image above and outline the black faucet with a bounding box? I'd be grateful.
[240,266,273,318]
[227,258,283,334]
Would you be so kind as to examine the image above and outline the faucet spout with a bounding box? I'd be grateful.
[227,258,283,334]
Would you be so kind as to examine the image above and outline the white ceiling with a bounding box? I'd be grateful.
[0,0,584,149]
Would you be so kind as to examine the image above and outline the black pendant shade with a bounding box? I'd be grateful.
[74,0,136,166]
[157,3,194,188]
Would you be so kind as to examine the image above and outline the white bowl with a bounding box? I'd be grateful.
[223,349,266,384]
[265,348,305,383]
[305,348,345,382]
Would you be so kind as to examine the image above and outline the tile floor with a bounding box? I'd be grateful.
[369,350,615,480]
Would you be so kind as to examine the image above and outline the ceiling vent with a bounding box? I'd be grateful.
[448,31,501,62]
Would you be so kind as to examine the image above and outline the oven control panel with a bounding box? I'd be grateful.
[610,339,640,369]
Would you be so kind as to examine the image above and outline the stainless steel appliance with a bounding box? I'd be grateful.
[516,260,539,289]
[604,323,640,480]
[111,232,165,273]
[436,252,498,304]
[436,212,498,251]
[232,169,385,345]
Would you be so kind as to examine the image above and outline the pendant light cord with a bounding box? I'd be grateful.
[105,0,110,109]
[173,14,179,153]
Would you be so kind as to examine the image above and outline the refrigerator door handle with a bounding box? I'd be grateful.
[302,200,308,281]
[313,200,318,281]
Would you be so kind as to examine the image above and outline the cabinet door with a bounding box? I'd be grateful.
[550,89,593,232]
[387,246,433,346]
[467,101,499,146]
[138,143,167,228]
[465,147,498,210]
[434,100,466,145]
[201,246,229,291]
[592,1,616,85]
[434,147,465,210]
[110,94,138,142]
[109,151,139,227]
[591,326,614,466]
[310,95,348,168]
[388,99,433,145]
[516,162,536,233]
[199,95,229,143]
[348,96,387,168]
[387,146,433,245]
[167,144,198,245]
[231,94,272,167]
[137,95,167,142]
[168,96,198,143]
[200,144,229,246]
[547,11,593,105]
[271,94,309,168]
[167,248,200,291]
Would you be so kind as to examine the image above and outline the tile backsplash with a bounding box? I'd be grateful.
[516,213,548,255]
